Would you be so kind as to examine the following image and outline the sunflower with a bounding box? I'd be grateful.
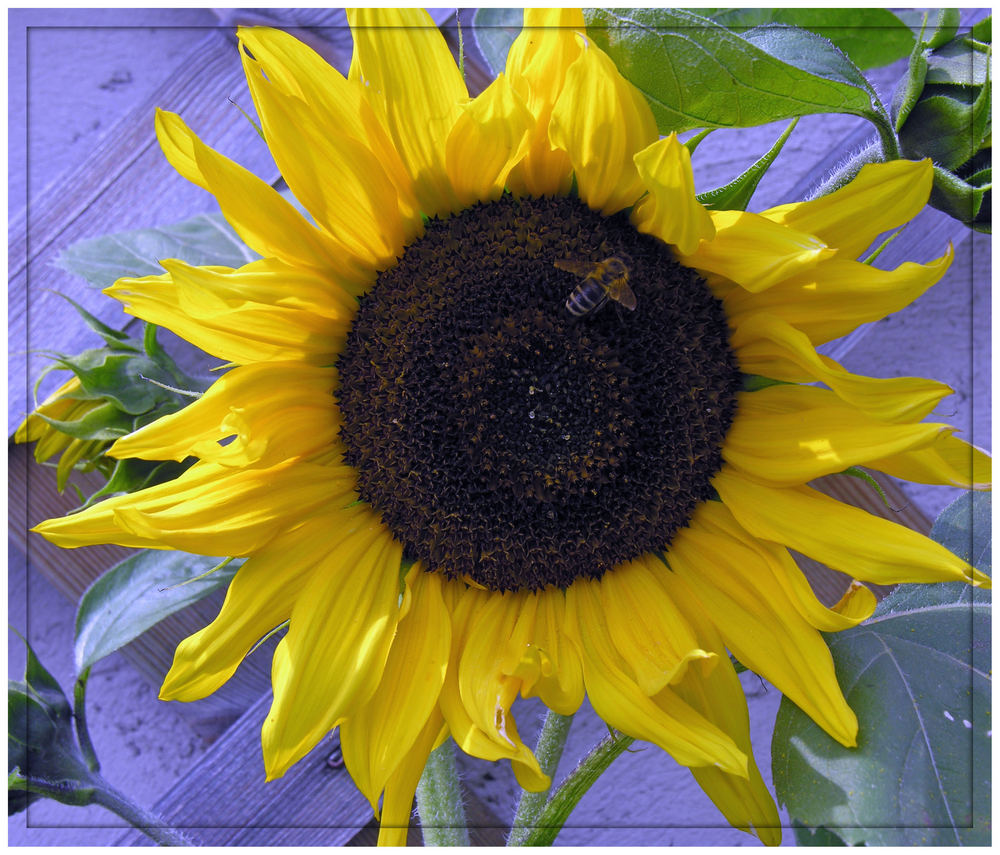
[32,8,991,846]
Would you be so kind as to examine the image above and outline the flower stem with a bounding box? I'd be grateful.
[517,730,635,847]
[73,669,100,773]
[89,780,193,846]
[507,711,574,846]
[415,738,470,846]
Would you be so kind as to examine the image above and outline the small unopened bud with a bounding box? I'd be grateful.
[892,11,991,231]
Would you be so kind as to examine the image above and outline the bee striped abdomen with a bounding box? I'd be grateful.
[565,282,608,317]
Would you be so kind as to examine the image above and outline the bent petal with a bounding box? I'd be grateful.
[731,313,952,423]
[109,361,339,469]
[723,247,954,346]
[511,588,584,715]
[725,386,947,485]
[655,569,782,845]
[154,108,353,276]
[106,259,353,366]
[631,134,715,255]
[761,158,934,260]
[668,515,858,746]
[549,35,658,214]
[32,459,357,555]
[239,49,408,269]
[567,577,747,776]
[445,73,533,207]
[341,568,450,812]
[694,500,877,633]
[159,506,367,702]
[715,468,991,588]
[504,8,585,197]
[868,432,992,490]
[678,210,834,293]
[347,8,467,216]
[263,515,403,779]
[377,710,448,846]
[237,26,422,238]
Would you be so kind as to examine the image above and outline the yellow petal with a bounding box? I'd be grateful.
[723,246,954,345]
[106,259,352,365]
[868,432,992,490]
[631,134,715,255]
[159,506,366,702]
[694,499,877,633]
[263,515,403,779]
[566,577,747,775]
[109,361,339,469]
[347,8,467,216]
[239,49,408,269]
[340,569,450,811]
[669,516,858,746]
[514,587,584,715]
[237,26,422,237]
[714,468,991,588]
[549,35,658,214]
[154,108,358,278]
[32,459,357,555]
[678,210,835,292]
[653,570,782,845]
[599,557,714,695]
[761,158,934,259]
[504,8,585,197]
[377,710,447,846]
[725,386,948,485]
[438,587,547,791]
[445,73,533,207]
[730,313,952,423]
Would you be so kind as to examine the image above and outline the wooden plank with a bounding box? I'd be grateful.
[9,27,279,435]
[114,692,506,846]
[9,442,273,739]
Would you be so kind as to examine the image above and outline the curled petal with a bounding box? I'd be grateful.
[549,35,658,214]
[632,134,715,254]
[761,158,934,260]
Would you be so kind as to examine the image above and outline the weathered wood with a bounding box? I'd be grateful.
[9,442,273,739]
[114,692,506,846]
[9,27,279,435]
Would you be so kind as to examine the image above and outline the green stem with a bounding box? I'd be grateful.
[808,139,884,199]
[90,781,193,846]
[73,669,100,773]
[415,739,470,846]
[508,711,574,846]
[518,730,634,847]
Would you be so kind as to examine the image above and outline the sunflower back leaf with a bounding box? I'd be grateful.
[771,492,991,845]
[74,551,243,674]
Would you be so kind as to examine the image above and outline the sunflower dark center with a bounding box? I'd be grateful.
[336,195,741,592]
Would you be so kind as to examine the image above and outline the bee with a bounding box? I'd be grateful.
[555,254,637,318]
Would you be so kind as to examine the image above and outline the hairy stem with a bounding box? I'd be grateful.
[508,711,574,845]
[415,739,470,846]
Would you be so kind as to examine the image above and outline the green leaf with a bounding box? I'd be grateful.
[471,7,522,78]
[771,492,991,845]
[928,164,990,231]
[55,212,259,291]
[924,8,961,50]
[971,15,991,43]
[74,551,242,673]
[696,118,798,211]
[585,8,880,133]
[892,44,929,131]
[925,39,990,87]
[791,820,848,846]
[900,89,991,171]
[695,8,915,70]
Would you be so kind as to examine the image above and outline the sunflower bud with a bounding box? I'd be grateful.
[892,11,991,231]
[8,635,95,814]
[15,302,205,499]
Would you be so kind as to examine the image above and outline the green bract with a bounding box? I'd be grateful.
[893,12,992,231]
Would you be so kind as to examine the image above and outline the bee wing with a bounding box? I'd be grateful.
[554,258,599,278]
[608,276,637,310]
